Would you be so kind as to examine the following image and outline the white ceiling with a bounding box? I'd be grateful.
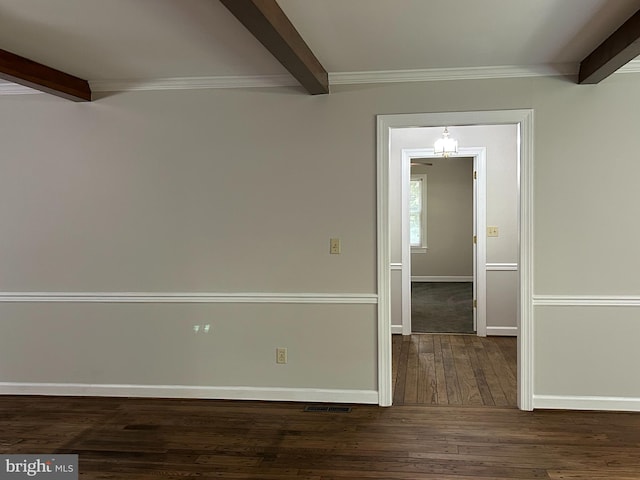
[0,0,638,87]
[278,0,640,71]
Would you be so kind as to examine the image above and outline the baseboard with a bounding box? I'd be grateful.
[411,276,473,282]
[534,394,640,412]
[0,383,378,404]
[486,326,518,336]
[391,325,404,335]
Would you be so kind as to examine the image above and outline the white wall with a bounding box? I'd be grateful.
[390,124,519,332]
[1,73,640,408]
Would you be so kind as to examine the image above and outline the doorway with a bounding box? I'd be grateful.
[410,156,474,334]
[400,147,486,336]
[376,110,534,410]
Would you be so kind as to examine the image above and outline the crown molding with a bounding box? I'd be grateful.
[618,58,640,74]
[329,63,579,85]
[2,61,639,96]
[0,81,41,95]
[90,74,297,92]
[0,74,298,95]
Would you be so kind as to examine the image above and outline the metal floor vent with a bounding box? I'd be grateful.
[303,405,352,413]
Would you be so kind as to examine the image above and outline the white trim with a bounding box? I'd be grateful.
[390,263,403,270]
[0,82,42,95]
[532,295,640,306]
[409,173,428,249]
[2,62,639,97]
[0,382,377,404]
[486,263,519,271]
[1,66,569,97]
[533,394,640,412]
[377,114,393,407]
[401,147,487,337]
[0,292,377,304]
[377,109,534,411]
[473,151,487,336]
[486,326,518,336]
[411,276,473,282]
[401,151,412,336]
[391,325,404,335]
[90,75,297,92]
[518,109,535,411]
[330,64,578,85]
[618,59,640,74]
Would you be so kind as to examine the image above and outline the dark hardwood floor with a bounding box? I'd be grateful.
[1,395,640,479]
[393,334,517,407]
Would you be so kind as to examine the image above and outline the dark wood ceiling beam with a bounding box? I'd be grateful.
[579,8,640,84]
[219,0,329,95]
[0,48,91,101]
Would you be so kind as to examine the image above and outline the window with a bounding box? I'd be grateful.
[410,174,427,252]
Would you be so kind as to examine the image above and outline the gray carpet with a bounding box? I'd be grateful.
[411,282,474,334]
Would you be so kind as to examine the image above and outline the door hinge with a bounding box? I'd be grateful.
[474,171,477,180]
[473,235,477,244]
[473,299,477,308]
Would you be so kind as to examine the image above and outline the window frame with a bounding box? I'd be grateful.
[410,173,428,253]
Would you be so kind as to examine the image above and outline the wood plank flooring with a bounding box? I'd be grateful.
[2,395,640,479]
[393,334,517,407]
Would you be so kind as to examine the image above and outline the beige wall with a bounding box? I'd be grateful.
[410,158,473,277]
[1,73,640,405]
[0,303,376,389]
[391,125,519,264]
[0,91,375,294]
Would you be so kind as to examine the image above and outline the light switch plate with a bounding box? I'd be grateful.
[330,238,341,254]
[276,347,287,364]
[487,226,499,237]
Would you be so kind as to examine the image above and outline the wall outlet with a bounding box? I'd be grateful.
[330,238,341,254]
[276,347,287,364]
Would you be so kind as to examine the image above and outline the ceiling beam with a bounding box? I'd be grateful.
[578,8,640,84]
[219,0,329,95]
[0,48,91,101]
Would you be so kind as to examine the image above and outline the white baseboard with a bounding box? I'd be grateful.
[534,394,640,412]
[411,276,473,282]
[391,325,404,335]
[0,383,378,404]
[486,326,518,336]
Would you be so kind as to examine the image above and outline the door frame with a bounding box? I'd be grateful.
[376,109,534,410]
[401,148,486,336]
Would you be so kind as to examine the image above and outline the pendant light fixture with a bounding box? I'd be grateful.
[434,127,458,158]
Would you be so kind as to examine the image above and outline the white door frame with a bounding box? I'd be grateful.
[401,148,486,336]
[377,109,534,410]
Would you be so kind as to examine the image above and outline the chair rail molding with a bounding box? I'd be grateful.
[532,295,640,306]
[0,291,378,304]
